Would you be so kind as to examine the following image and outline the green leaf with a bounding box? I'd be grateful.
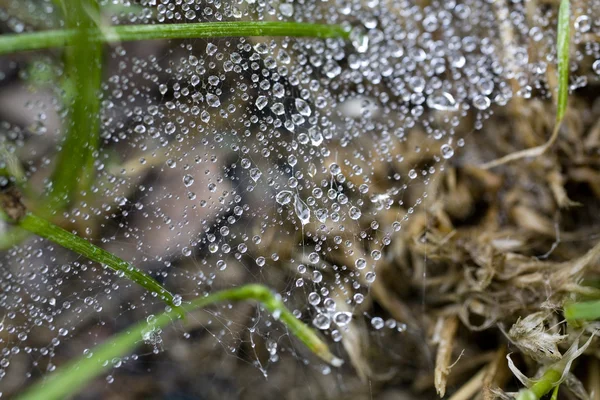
[556,0,570,123]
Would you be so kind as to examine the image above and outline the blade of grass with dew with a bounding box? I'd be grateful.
[480,0,570,170]
[15,284,342,400]
[0,208,177,309]
[0,21,349,55]
[46,0,103,211]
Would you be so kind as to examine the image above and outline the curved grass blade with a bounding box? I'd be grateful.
[0,209,176,308]
[480,0,570,169]
[15,284,342,400]
[0,21,349,55]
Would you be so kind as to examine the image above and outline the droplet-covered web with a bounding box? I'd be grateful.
[0,0,597,396]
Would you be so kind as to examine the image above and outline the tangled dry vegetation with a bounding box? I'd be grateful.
[319,93,600,398]
[247,74,600,399]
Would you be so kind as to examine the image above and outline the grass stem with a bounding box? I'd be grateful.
[0,21,349,55]
[480,0,570,169]
[15,284,342,400]
[0,208,177,308]
[516,368,562,400]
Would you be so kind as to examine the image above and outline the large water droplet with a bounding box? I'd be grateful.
[427,92,458,111]
[440,144,454,159]
[183,174,194,187]
[206,93,221,108]
[256,96,268,110]
[294,195,310,225]
[276,190,293,205]
[333,312,352,326]
[348,206,361,220]
[279,3,294,17]
[473,95,491,111]
[294,98,311,116]
[313,314,331,330]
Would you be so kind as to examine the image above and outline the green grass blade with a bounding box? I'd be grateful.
[516,368,562,400]
[0,21,349,55]
[479,0,570,170]
[15,284,342,400]
[0,226,30,250]
[556,0,570,123]
[550,384,560,400]
[564,300,600,321]
[47,0,103,211]
[0,209,176,308]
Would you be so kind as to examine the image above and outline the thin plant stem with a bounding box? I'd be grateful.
[15,284,342,400]
[555,0,570,123]
[0,21,349,55]
[0,209,177,308]
[481,0,570,169]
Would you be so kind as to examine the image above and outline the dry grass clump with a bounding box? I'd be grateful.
[241,82,600,398]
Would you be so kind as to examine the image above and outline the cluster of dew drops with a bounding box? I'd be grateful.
[1,0,600,393]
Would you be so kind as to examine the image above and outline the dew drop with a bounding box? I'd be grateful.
[294,195,310,225]
[256,96,268,110]
[427,92,458,111]
[183,174,194,187]
[440,144,454,159]
[276,190,293,205]
[294,98,311,116]
[206,93,221,108]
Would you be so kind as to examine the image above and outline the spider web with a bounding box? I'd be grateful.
[1,0,598,398]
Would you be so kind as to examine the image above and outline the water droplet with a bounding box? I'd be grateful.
[279,3,294,17]
[333,312,352,326]
[206,93,221,108]
[350,27,369,53]
[593,60,600,75]
[294,98,311,116]
[183,174,194,187]
[276,190,293,205]
[355,258,367,270]
[348,206,361,220]
[473,95,491,111]
[427,92,458,111]
[371,317,384,330]
[206,43,218,55]
[308,292,321,305]
[256,96,268,110]
[440,144,454,159]
[294,195,310,225]
[313,314,331,330]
